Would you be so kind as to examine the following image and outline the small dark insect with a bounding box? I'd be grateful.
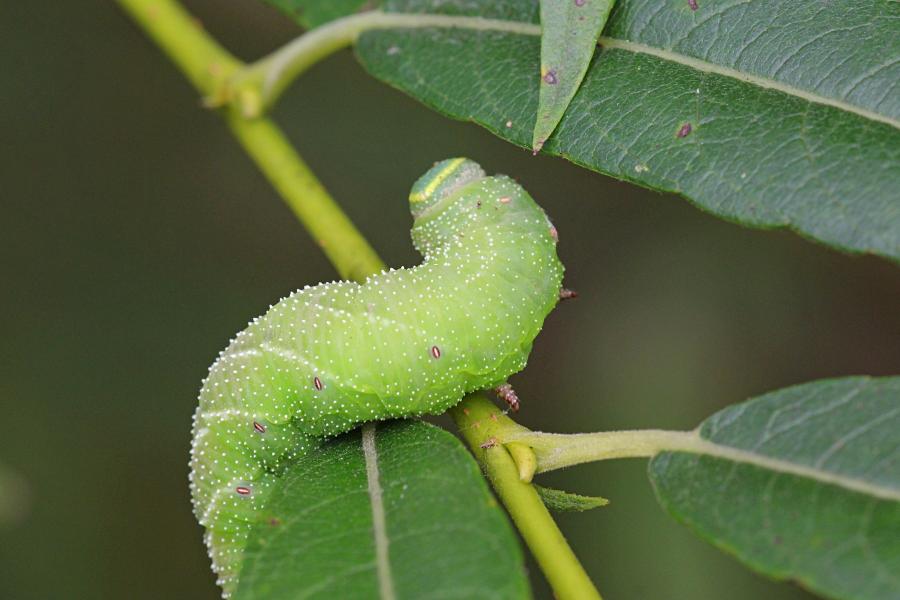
[313,376,323,390]
[431,345,442,359]
[688,0,699,10]
[543,70,558,85]
[559,288,579,300]
[480,436,500,449]
[236,486,252,496]
[496,383,520,412]
[252,421,266,434]
[575,0,586,5]
[677,123,693,138]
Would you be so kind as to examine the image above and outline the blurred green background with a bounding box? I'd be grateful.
[2,2,898,598]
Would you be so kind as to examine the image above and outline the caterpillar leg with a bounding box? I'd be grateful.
[495,383,520,412]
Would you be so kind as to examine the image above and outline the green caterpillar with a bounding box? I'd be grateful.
[189,158,565,596]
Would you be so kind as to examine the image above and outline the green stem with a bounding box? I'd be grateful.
[116,0,382,282]
[452,395,602,600]
[229,11,541,117]
[116,0,241,104]
[225,113,384,281]
[507,429,700,473]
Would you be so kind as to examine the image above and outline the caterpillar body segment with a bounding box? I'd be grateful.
[189,159,564,596]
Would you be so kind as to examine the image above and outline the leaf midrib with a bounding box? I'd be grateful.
[663,430,900,502]
[361,423,397,600]
[357,11,899,129]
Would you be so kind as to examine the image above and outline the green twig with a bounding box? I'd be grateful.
[116,0,241,105]
[452,395,603,600]
[116,0,383,282]
[225,112,384,281]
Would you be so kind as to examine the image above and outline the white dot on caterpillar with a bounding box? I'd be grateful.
[314,376,323,390]
[431,345,441,359]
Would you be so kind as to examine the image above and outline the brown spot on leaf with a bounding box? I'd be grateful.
[677,123,693,138]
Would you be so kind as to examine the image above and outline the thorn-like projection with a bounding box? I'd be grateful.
[559,288,579,301]
[495,383,520,412]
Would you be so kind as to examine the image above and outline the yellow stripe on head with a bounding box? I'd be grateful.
[408,158,486,219]
[409,158,467,203]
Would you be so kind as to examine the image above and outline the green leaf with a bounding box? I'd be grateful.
[263,0,373,29]
[534,484,609,512]
[234,421,530,599]
[355,0,900,261]
[649,376,900,600]
[533,0,614,152]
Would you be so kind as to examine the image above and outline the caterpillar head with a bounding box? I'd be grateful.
[408,158,486,219]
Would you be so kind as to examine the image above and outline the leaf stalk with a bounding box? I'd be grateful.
[227,11,541,117]
[507,428,699,472]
